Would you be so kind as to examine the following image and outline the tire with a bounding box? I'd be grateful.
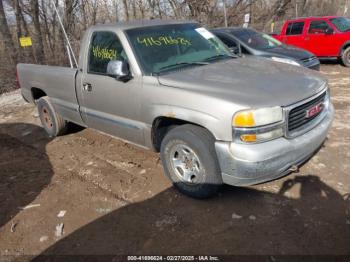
[160,124,223,199]
[37,96,67,137]
[341,47,350,67]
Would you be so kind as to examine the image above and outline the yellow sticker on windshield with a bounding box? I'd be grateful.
[136,36,191,47]
[92,46,118,60]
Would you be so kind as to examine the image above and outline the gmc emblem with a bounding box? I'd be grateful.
[306,103,324,118]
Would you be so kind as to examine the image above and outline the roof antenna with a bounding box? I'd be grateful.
[50,0,78,68]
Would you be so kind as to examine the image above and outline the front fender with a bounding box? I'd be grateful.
[146,104,231,141]
[140,76,237,149]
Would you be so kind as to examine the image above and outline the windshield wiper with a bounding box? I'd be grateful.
[202,53,237,62]
[154,61,209,75]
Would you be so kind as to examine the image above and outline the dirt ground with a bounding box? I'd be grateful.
[0,64,349,260]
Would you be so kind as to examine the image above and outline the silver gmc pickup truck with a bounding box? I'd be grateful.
[18,20,334,198]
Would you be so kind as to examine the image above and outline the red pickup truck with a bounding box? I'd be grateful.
[273,16,350,67]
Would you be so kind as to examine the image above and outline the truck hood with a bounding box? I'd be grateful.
[158,56,326,108]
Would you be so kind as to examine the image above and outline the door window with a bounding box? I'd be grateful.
[309,20,331,34]
[88,31,128,74]
[217,34,238,48]
[286,22,305,35]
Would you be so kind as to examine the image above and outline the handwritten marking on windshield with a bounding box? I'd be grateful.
[136,36,191,47]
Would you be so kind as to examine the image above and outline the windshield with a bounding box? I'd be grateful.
[232,29,283,50]
[126,23,232,75]
[330,17,350,32]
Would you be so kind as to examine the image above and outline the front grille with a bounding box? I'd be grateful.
[288,91,327,132]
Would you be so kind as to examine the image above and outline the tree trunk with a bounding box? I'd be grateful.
[123,0,129,21]
[168,0,179,18]
[64,0,76,36]
[157,0,162,18]
[81,0,88,30]
[17,0,35,61]
[19,0,30,36]
[0,0,17,64]
[14,0,23,59]
[147,0,156,18]
[132,0,137,19]
[114,0,119,22]
[30,0,45,63]
[51,0,58,64]
[40,1,49,43]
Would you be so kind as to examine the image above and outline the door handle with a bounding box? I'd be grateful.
[305,37,310,41]
[83,83,92,92]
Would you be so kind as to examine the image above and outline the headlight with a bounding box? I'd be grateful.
[271,57,301,66]
[233,107,284,143]
[233,107,283,127]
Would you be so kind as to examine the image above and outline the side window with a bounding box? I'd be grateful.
[217,34,237,48]
[286,22,305,35]
[88,31,127,74]
[286,23,293,34]
[308,20,331,34]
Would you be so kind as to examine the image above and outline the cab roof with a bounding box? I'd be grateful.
[285,16,341,22]
[212,27,257,32]
[90,19,195,31]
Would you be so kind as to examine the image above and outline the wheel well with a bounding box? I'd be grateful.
[31,88,47,101]
[342,43,350,53]
[151,117,207,152]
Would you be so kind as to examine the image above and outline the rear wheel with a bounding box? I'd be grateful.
[37,96,67,137]
[160,124,223,199]
[341,47,350,67]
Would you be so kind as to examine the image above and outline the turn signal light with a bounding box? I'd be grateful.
[240,134,257,142]
[239,128,283,143]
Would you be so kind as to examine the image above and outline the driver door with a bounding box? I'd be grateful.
[77,31,144,145]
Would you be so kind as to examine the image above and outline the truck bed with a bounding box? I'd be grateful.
[17,64,83,125]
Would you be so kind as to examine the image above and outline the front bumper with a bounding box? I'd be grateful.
[215,103,334,186]
[303,58,321,71]
[307,62,321,71]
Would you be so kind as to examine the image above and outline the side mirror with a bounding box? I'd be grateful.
[107,60,132,82]
[325,28,334,35]
[229,44,242,57]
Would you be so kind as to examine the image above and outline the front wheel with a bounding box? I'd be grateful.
[341,47,350,67]
[160,124,223,199]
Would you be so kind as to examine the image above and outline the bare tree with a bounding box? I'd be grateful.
[30,0,45,63]
[0,0,17,64]
[14,0,23,58]
[123,0,130,21]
